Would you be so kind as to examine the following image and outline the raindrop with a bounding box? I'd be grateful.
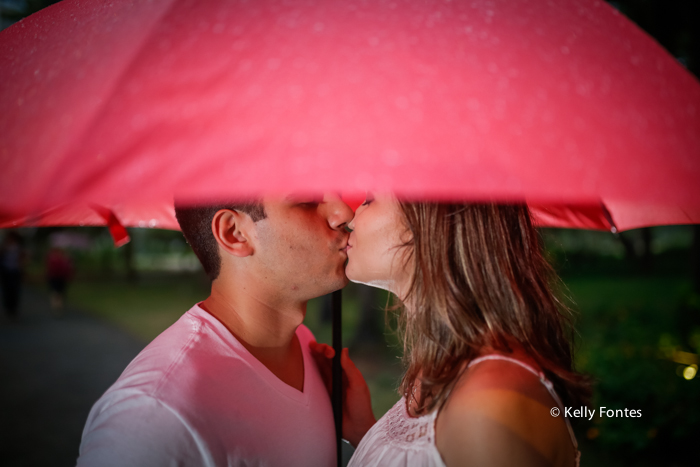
[246,85,262,98]
[560,46,570,55]
[267,58,281,70]
[313,22,324,32]
[395,96,409,110]
[317,84,330,97]
[232,40,247,51]
[289,85,303,101]
[381,149,400,167]
[238,60,252,72]
[149,219,158,228]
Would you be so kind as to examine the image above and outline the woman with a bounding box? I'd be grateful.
[312,194,591,466]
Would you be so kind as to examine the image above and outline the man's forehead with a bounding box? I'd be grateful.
[263,193,326,205]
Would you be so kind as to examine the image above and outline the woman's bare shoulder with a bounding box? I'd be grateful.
[434,359,575,467]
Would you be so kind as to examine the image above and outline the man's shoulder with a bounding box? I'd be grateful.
[107,305,233,396]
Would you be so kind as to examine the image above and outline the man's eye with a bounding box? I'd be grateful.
[361,197,374,207]
[299,202,320,208]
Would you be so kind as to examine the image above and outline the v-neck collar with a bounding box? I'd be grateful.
[191,304,310,405]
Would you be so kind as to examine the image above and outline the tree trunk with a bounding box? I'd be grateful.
[692,225,700,294]
[640,227,653,273]
[123,231,137,283]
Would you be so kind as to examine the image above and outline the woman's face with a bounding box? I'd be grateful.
[346,193,413,297]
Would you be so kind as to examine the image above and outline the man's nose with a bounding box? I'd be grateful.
[324,193,354,231]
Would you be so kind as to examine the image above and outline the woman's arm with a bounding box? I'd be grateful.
[435,359,577,467]
[436,389,559,467]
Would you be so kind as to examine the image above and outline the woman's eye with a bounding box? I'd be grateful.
[361,197,374,206]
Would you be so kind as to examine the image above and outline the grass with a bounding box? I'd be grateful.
[68,272,210,342]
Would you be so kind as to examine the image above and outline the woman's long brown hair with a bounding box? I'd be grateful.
[396,202,591,414]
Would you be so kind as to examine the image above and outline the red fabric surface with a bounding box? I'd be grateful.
[1,0,699,231]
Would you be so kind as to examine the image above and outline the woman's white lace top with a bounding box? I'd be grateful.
[348,396,445,467]
[348,355,580,467]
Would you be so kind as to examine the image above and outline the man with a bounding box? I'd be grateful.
[77,194,353,466]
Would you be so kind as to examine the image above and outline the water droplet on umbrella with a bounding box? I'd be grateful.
[395,96,409,110]
[382,149,400,166]
[267,58,281,70]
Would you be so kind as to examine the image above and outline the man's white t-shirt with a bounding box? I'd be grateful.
[77,304,336,467]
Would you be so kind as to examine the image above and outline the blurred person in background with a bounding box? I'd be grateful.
[46,246,74,314]
[313,194,591,467]
[0,231,26,321]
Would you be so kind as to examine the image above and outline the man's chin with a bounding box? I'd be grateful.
[329,273,349,292]
[312,274,349,299]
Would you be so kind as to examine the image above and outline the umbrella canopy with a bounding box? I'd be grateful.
[1,0,699,232]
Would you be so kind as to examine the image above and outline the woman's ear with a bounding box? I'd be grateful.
[211,209,254,258]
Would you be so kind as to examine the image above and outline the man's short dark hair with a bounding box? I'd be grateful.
[174,201,266,280]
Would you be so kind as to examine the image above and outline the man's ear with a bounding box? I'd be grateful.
[211,209,254,258]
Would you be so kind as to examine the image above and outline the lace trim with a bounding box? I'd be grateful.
[372,398,437,450]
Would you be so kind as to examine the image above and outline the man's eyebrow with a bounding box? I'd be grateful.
[284,193,324,202]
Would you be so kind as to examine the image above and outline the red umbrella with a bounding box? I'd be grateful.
[2,2,699,462]
[1,0,699,236]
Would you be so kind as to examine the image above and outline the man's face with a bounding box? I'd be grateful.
[250,193,353,301]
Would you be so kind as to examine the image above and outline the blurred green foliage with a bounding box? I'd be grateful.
[542,227,699,466]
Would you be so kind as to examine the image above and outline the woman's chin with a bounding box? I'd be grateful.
[347,276,395,294]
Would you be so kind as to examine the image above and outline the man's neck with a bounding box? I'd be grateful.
[201,282,307,391]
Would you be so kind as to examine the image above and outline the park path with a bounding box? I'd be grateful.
[0,287,146,467]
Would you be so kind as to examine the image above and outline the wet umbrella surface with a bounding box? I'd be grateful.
[1,0,699,232]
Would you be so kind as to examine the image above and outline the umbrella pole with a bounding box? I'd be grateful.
[332,289,343,467]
